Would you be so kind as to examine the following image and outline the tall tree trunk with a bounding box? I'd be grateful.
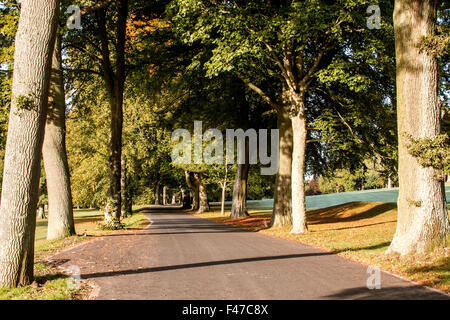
[230,163,250,218]
[197,173,210,213]
[221,165,228,216]
[43,32,76,240]
[271,108,293,227]
[221,185,227,216]
[230,77,250,218]
[97,1,128,229]
[387,0,449,255]
[163,186,168,205]
[290,105,308,234]
[103,96,123,227]
[121,156,132,218]
[185,171,199,210]
[154,182,161,205]
[0,0,59,287]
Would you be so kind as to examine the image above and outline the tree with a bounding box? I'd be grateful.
[0,0,59,287]
[43,31,76,240]
[96,0,129,228]
[387,0,449,255]
[220,165,230,216]
[184,171,202,211]
[197,172,210,212]
[63,0,130,228]
[229,79,252,219]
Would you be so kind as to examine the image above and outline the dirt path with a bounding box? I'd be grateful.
[49,205,449,300]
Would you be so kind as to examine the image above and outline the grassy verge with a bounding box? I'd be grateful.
[192,202,449,293]
[0,206,150,300]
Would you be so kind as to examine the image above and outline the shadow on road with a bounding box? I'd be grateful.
[80,252,334,279]
[323,285,449,300]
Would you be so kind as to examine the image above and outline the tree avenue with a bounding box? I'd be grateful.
[0,0,447,290]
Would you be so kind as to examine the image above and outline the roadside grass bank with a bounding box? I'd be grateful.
[191,201,450,293]
[0,206,150,300]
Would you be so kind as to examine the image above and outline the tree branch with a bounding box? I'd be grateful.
[80,0,113,15]
[95,8,115,93]
[63,67,102,76]
[236,72,281,111]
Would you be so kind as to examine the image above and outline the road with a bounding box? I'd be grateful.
[49,206,449,300]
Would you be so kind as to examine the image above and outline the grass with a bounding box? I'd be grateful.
[212,185,450,211]
[192,201,450,293]
[0,206,150,300]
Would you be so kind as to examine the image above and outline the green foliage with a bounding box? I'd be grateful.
[406,133,450,181]
[66,84,110,208]
[364,173,386,190]
[420,33,450,59]
[247,166,275,200]
[318,156,391,194]
[420,3,450,59]
[14,94,33,110]
[0,1,19,191]
[319,169,364,194]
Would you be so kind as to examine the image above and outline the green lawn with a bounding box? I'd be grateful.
[36,209,100,243]
[211,185,450,210]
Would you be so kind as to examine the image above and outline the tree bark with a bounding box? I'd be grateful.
[221,165,228,216]
[231,134,250,218]
[162,186,168,205]
[230,163,250,218]
[171,193,177,204]
[230,77,250,218]
[387,0,449,255]
[221,185,227,216]
[270,108,293,227]
[290,108,308,234]
[197,173,210,213]
[43,32,76,240]
[154,182,161,205]
[185,171,199,210]
[103,94,123,228]
[0,0,59,287]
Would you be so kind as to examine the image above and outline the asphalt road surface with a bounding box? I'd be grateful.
[50,206,449,300]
